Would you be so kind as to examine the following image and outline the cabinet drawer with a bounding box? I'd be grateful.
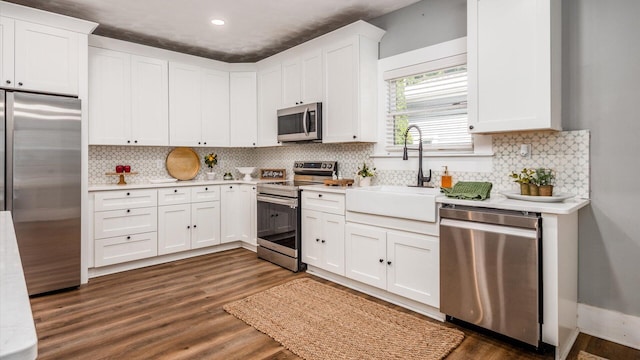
[158,187,191,205]
[94,189,157,211]
[191,185,220,202]
[95,232,158,267]
[94,207,157,239]
[302,191,345,215]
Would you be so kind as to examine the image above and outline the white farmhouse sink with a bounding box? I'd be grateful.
[346,185,439,222]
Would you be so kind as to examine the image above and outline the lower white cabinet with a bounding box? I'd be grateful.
[95,232,158,267]
[157,201,221,255]
[345,222,439,307]
[220,184,254,244]
[157,204,192,255]
[302,209,345,275]
[93,189,159,267]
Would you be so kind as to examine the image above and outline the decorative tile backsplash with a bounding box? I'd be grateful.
[89,130,590,198]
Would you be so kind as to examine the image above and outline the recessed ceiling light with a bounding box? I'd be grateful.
[211,19,225,26]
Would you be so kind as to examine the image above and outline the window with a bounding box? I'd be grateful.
[385,55,472,152]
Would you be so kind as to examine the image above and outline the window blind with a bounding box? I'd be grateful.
[386,63,472,151]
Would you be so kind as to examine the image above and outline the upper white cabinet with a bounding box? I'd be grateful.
[281,49,323,107]
[322,35,380,143]
[89,47,169,145]
[229,72,258,147]
[467,0,561,133]
[169,62,229,147]
[257,65,282,147]
[1,17,79,95]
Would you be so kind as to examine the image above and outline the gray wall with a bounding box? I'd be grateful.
[368,0,466,59]
[563,0,640,317]
[371,0,640,317]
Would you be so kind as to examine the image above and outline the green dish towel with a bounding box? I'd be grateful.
[441,181,493,200]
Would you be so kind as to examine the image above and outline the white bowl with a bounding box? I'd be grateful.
[236,167,256,181]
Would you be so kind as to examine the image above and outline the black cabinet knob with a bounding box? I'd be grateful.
[205,187,208,191]
[353,135,357,139]
[134,140,138,144]
[203,142,207,145]
[126,192,130,196]
[126,209,130,213]
[318,194,323,198]
[469,125,474,130]
[187,225,190,229]
[127,140,131,144]
[127,236,131,240]
[379,259,384,263]
[252,142,256,146]
[387,261,392,265]
[193,225,197,228]
[18,82,23,86]
[230,186,233,189]
[5,80,10,84]
[316,238,320,242]
[174,189,178,193]
[198,142,201,145]
[321,239,325,243]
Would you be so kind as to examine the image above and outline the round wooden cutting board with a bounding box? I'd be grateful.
[166,147,200,180]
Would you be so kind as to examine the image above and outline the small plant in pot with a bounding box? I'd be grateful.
[535,168,555,196]
[356,162,376,187]
[204,153,218,180]
[510,168,535,195]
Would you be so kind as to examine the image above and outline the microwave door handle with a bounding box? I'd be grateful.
[302,107,309,136]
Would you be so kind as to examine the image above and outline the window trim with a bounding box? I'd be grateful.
[375,37,492,158]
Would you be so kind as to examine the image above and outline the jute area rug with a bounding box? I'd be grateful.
[223,278,465,360]
[578,350,609,360]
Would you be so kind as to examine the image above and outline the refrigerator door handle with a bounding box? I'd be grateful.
[5,92,14,211]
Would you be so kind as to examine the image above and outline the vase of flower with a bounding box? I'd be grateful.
[356,162,376,187]
[204,153,218,180]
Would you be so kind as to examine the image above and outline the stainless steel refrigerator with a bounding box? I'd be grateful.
[1,90,81,295]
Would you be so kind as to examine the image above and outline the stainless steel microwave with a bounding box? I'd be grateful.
[277,102,322,142]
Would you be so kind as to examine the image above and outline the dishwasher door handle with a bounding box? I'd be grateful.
[440,218,538,239]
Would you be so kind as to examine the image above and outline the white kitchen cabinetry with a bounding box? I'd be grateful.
[89,47,169,145]
[1,18,78,95]
[345,223,439,307]
[301,190,346,275]
[157,186,221,254]
[282,49,323,107]
[322,35,379,143]
[467,0,561,133]
[220,184,254,243]
[229,72,258,147]
[93,190,158,267]
[257,65,282,147]
[169,62,229,147]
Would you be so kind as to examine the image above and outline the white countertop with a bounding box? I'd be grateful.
[89,178,269,192]
[0,212,38,360]
[437,193,590,214]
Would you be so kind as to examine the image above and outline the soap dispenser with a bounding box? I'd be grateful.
[441,166,452,189]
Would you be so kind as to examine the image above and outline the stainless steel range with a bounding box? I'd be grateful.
[256,161,337,272]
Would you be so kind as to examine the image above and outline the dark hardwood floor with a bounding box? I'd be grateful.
[30,249,639,359]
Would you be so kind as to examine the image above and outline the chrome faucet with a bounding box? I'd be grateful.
[403,125,432,187]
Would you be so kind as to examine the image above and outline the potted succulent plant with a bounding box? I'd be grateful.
[510,168,535,195]
[356,162,376,187]
[535,168,555,196]
[204,153,218,180]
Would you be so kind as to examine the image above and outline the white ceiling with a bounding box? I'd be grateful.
[5,0,422,62]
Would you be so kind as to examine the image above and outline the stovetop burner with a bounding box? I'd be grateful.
[257,161,338,198]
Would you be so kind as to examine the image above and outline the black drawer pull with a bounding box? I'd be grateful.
[127,236,131,240]
[126,192,130,196]
[205,187,208,191]
[174,189,178,193]
[126,209,130,213]
[321,239,325,243]
[316,238,320,242]
[387,261,392,265]
[318,194,323,198]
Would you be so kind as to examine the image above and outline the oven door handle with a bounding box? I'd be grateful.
[257,195,298,209]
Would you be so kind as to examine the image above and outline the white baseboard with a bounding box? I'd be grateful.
[578,303,640,350]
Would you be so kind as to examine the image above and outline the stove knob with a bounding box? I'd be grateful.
[327,164,333,169]
[322,164,326,168]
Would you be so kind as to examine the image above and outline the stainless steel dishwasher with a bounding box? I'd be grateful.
[439,204,542,349]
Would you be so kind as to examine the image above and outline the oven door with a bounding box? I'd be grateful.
[256,194,299,258]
